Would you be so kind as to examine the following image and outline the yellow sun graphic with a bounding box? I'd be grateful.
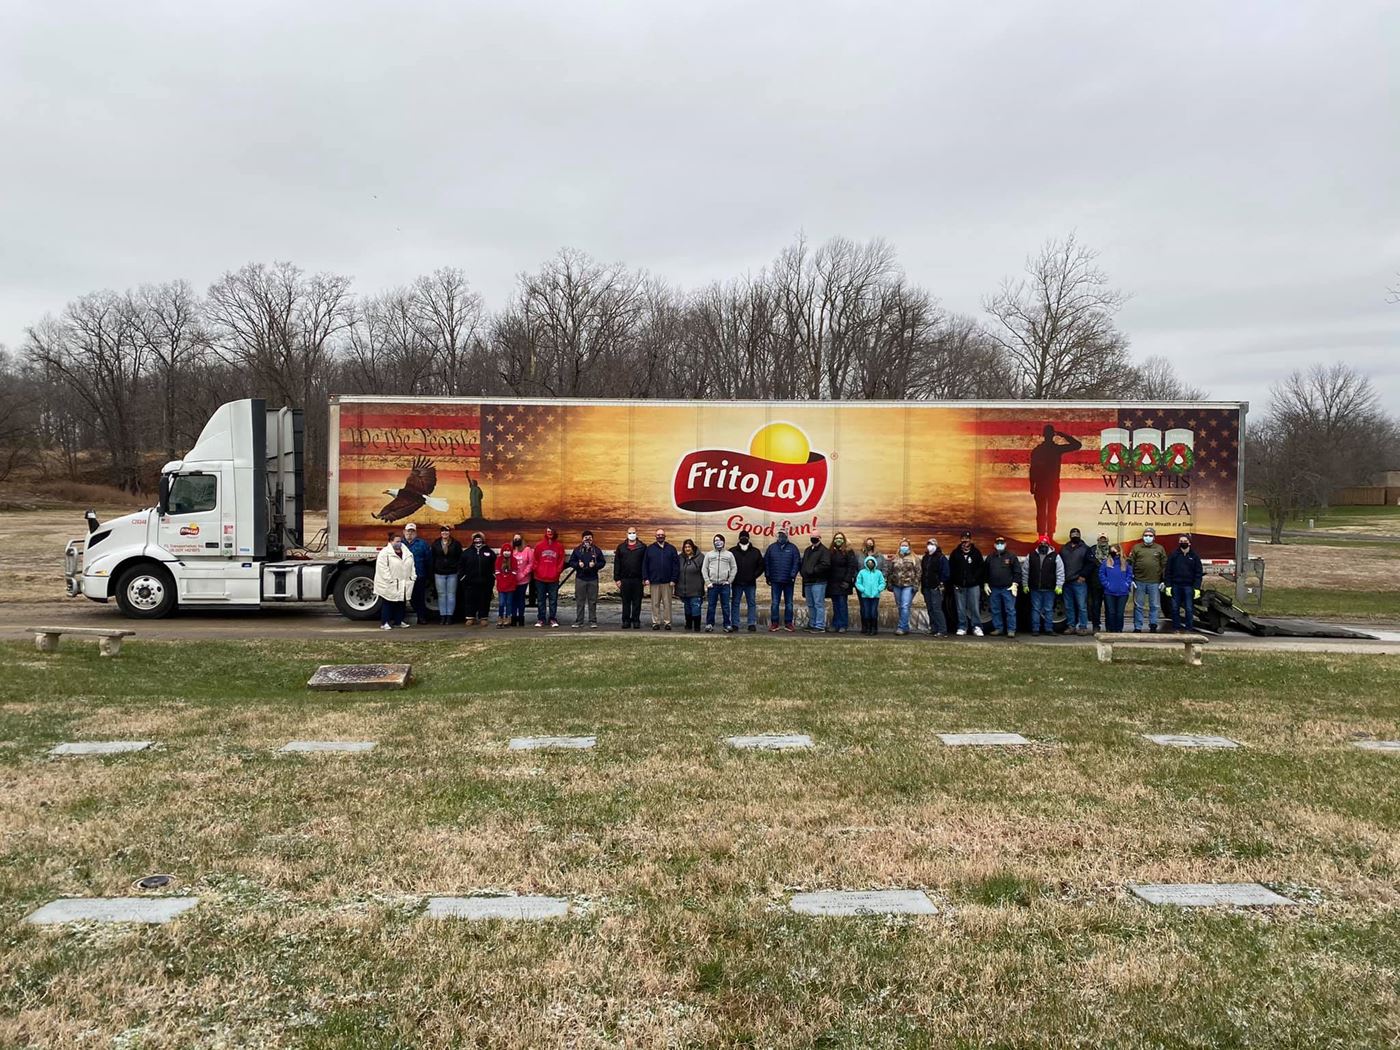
[749,422,811,464]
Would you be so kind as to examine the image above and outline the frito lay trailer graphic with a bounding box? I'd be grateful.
[329,397,1247,562]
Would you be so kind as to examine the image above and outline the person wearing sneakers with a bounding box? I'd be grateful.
[764,529,801,632]
[702,533,738,632]
[1164,534,1204,632]
[532,527,565,627]
[982,536,1021,638]
[729,530,764,632]
[1023,535,1064,636]
[374,532,415,630]
[1128,527,1167,632]
[948,531,985,636]
[1097,543,1133,632]
[855,554,886,634]
[1058,527,1096,635]
[799,531,832,632]
[613,527,647,629]
[676,539,706,631]
[567,530,606,628]
[458,530,495,626]
[920,538,950,636]
[644,527,681,630]
[430,525,463,625]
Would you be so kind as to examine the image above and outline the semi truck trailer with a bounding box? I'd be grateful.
[66,395,1247,619]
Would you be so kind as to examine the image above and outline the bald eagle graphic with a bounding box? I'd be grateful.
[374,457,448,521]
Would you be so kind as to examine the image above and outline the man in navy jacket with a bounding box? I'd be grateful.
[764,530,801,632]
[643,527,680,630]
[1164,535,1205,632]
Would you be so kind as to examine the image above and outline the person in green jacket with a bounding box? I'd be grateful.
[855,555,887,635]
[1127,527,1168,632]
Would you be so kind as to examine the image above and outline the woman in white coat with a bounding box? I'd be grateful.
[374,533,416,629]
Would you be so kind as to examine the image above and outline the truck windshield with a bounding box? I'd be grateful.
[168,474,217,515]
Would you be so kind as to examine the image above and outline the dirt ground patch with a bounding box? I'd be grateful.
[1250,541,1400,592]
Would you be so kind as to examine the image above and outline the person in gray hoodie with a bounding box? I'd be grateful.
[702,533,738,633]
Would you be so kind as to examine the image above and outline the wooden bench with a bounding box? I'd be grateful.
[1095,631,1208,666]
[26,626,135,657]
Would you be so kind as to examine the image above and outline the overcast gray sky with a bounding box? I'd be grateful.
[3,0,1397,411]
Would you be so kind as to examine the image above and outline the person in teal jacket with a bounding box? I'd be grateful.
[855,555,886,635]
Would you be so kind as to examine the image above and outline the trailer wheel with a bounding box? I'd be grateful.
[333,565,381,620]
[114,563,177,619]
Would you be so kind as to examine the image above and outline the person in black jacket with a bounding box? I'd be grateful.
[613,527,647,629]
[430,526,463,625]
[827,531,859,633]
[729,530,765,632]
[920,539,950,636]
[567,530,606,628]
[799,533,832,632]
[947,531,985,636]
[457,531,495,625]
[1164,535,1204,632]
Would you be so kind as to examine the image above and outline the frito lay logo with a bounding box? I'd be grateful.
[674,423,828,513]
[179,524,201,537]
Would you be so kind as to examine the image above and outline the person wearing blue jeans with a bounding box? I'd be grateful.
[987,583,1017,636]
[885,539,920,636]
[729,530,764,632]
[827,533,858,633]
[1057,528,1096,635]
[1128,528,1167,632]
[1023,537,1064,636]
[764,530,801,632]
[1097,545,1133,633]
[1133,581,1161,632]
[702,534,737,632]
[982,536,1021,638]
[799,534,832,632]
[1164,535,1204,633]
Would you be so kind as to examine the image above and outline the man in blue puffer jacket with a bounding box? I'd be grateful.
[764,530,801,632]
[402,523,433,624]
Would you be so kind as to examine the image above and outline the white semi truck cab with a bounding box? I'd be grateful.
[65,399,381,619]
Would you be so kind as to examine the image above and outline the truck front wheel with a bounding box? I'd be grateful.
[114,563,177,619]
[333,565,382,620]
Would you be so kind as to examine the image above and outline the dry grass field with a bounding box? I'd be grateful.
[2,637,1399,1047]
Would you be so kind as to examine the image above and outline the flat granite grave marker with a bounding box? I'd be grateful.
[25,896,200,925]
[279,740,377,753]
[1354,740,1400,753]
[789,890,938,916]
[727,733,813,750]
[426,895,570,920]
[1129,883,1295,907]
[307,664,412,691]
[938,732,1032,746]
[508,736,595,751]
[49,741,152,756]
[1143,733,1240,749]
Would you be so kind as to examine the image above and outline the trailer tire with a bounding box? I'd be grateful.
[114,563,178,619]
[333,565,382,620]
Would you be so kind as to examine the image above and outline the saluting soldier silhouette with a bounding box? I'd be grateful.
[1028,424,1082,541]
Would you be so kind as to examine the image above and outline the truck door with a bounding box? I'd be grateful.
[157,470,233,598]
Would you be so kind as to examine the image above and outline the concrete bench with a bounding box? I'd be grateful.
[1095,631,1208,666]
[26,626,135,657]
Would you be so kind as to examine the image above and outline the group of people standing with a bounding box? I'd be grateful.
[372,521,1206,636]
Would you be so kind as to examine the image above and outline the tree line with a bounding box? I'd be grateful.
[0,231,1277,506]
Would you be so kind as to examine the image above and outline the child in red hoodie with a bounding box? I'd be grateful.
[494,547,518,628]
[532,527,566,627]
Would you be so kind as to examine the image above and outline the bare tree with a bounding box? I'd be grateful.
[984,234,1132,397]
[345,288,439,395]
[410,267,486,395]
[132,280,208,458]
[1123,354,1207,400]
[0,349,39,482]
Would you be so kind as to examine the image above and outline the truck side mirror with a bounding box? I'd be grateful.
[158,475,171,516]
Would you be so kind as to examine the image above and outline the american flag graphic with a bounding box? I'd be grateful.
[480,404,562,482]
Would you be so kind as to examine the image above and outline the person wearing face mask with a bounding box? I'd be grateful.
[1164,535,1204,632]
[1058,528,1096,636]
[644,528,681,630]
[920,539,950,637]
[982,536,1022,638]
[493,541,518,628]
[1097,543,1133,633]
[799,532,832,632]
[1088,533,1112,632]
[764,529,801,632]
[702,534,738,632]
[430,525,464,626]
[860,537,887,577]
[1127,527,1167,632]
[532,527,566,628]
[374,532,415,630]
[613,527,647,629]
[729,530,765,633]
[567,530,606,629]
[827,532,859,634]
[508,533,534,627]
[1023,534,1065,636]
[948,530,985,636]
[885,537,920,635]
[676,539,707,631]
[402,523,432,625]
[458,530,495,626]
[855,554,887,635]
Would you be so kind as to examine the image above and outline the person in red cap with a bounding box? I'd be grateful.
[1023,534,1065,635]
